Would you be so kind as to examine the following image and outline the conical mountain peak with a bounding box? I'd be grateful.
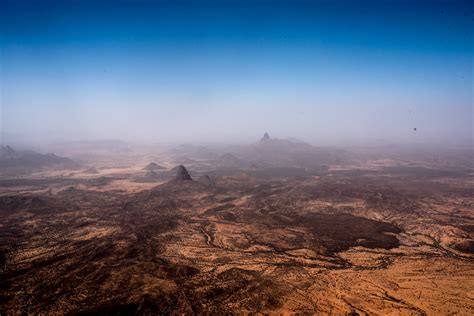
[175,165,192,181]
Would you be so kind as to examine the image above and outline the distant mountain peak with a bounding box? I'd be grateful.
[0,145,17,158]
[175,165,193,181]
[260,132,270,141]
[143,162,165,170]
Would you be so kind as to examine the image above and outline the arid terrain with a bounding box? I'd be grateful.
[0,137,473,315]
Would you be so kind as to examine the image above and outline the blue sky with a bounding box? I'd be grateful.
[1,0,472,144]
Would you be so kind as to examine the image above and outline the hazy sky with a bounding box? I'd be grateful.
[1,0,472,145]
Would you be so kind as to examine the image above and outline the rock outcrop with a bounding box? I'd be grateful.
[175,165,192,181]
[260,132,270,141]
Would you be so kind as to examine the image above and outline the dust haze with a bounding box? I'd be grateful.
[1,86,472,146]
[1,0,473,314]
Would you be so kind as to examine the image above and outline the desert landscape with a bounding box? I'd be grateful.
[2,0,472,314]
[0,135,473,315]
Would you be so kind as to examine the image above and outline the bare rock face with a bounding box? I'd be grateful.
[175,165,192,181]
[260,132,270,141]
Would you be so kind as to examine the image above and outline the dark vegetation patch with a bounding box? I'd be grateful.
[383,166,466,178]
[221,212,238,221]
[86,176,113,186]
[246,167,311,179]
[76,295,176,316]
[0,195,66,214]
[332,169,381,177]
[299,213,401,253]
[459,225,474,233]
[0,177,79,187]
[216,196,236,203]
[204,203,235,215]
[451,240,474,254]
[197,268,286,312]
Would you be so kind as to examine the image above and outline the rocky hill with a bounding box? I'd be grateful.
[175,165,193,181]
[0,145,79,176]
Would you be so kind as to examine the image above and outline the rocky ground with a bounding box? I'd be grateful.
[0,160,473,314]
